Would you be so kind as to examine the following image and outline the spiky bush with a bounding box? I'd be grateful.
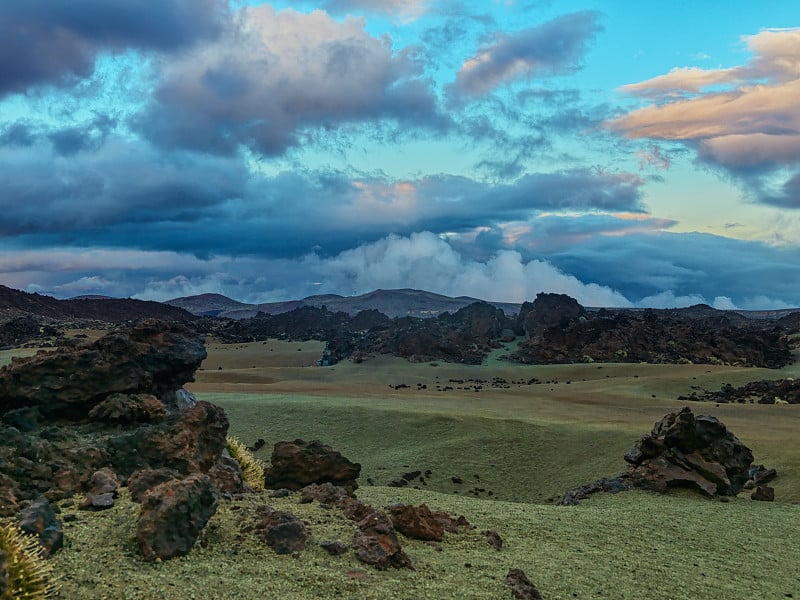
[0,520,56,599]
[226,436,267,491]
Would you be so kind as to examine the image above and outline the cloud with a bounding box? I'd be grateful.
[136,6,443,156]
[452,11,601,97]
[0,133,646,257]
[0,0,227,96]
[608,28,800,207]
[317,0,429,20]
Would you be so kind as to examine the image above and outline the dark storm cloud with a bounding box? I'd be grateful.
[0,122,36,147]
[546,232,800,308]
[451,11,602,97]
[136,6,446,156]
[0,0,227,96]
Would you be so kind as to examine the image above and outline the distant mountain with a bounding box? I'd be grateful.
[167,288,524,319]
[164,293,250,317]
[0,285,193,322]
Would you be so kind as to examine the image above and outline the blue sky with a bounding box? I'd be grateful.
[1,0,799,308]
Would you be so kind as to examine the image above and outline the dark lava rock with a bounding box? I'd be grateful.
[0,320,206,420]
[751,464,778,486]
[751,486,775,502]
[505,568,543,600]
[251,505,309,555]
[88,393,167,425]
[483,529,503,551]
[17,497,63,557]
[681,378,800,404]
[352,511,413,570]
[108,401,229,479]
[385,503,444,542]
[79,467,119,510]
[320,540,348,556]
[520,292,585,338]
[264,439,361,494]
[430,510,472,533]
[1,407,39,432]
[127,468,181,503]
[136,473,217,562]
[624,407,753,497]
[561,407,765,504]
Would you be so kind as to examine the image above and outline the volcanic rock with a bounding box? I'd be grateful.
[751,486,775,502]
[624,407,753,496]
[680,378,800,404]
[108,401,230,480]
[127,468,181,503]
[320,540,348,556]
[0,320,206,420]
[385,503,444,541]
[482,529,503,551]
[264,439,361,493]
[88,393,167,425]
[136,473,217,562]
[505,568,543,600]
[352,511,413,570]
[251,505,309,555]
[520,292,585,338]
[16,497,63,557]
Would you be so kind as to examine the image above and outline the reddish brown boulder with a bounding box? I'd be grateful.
[386,504,444,541]
[430,510,473,533]
[251,505,309,555]
[88,393,166,425]
[751,486,775,501]
[264,439,361,493]
[352,511,412,570]
[127,468,181,503]
[505,569,543,600]
[0,320,206,420]
[136,473,217,562]
[483,529,503,551]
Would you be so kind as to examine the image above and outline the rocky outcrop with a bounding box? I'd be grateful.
[624,407,753,496]
[560,407,766,504]
[264,439,361,493]
[136,474,217,562]
[88,393,167,424]
[513,299,792,368]
[0,320,207,419]
[680,378,800,404]
[519,293,585,338]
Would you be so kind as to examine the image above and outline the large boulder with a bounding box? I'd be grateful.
[136,473,217,562]
[264,439,361,493]
[385,503,444,542]
[624,407,754,496]
[0,320,206,420]
[250,505,309,555]
[16,497,63,557]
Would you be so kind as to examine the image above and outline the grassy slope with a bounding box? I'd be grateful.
[51,487,800,600]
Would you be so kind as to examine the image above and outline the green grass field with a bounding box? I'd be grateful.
[5,339,800,598]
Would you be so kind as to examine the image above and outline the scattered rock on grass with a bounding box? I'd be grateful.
[251,505,309,555]
[751,486,775,502]
[352,511,413,570]
[505,568,543,599]
[16,497,63,557]
[483,529,503,551]
[386,503,444,541]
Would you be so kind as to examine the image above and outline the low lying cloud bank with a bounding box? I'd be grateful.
[4,231,799,311]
